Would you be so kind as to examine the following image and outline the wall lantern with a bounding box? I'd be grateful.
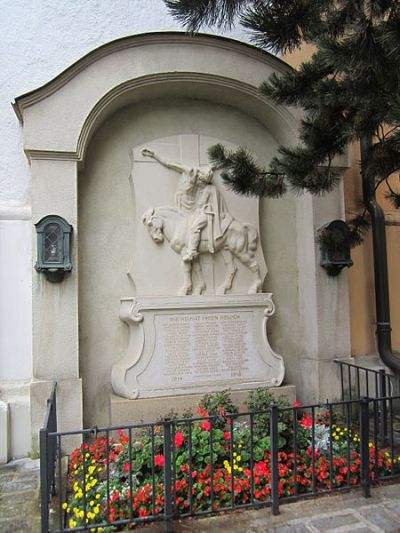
[35,215,73,282]
[319,219,353,277]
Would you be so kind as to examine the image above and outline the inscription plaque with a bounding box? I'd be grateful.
[151,312,255,386]
[112,295,285,399]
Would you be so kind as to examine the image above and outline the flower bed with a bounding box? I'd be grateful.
[62,391,399,531]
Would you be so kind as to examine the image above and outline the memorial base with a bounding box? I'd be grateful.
[112,294,285,400]
[110,385,296,425]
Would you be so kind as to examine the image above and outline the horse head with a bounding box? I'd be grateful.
[142,207,165,244]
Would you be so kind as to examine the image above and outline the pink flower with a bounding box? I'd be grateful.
[174,432,185,448]
[200,420,211,431]
[292,401,301,408]
[154,454,164,467]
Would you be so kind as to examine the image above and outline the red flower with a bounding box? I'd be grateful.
[300,413,312,428]
[174,432,185,448]
[223,431,230,440]
[200,420,211,431]
[292,401,301,408]
[198,406,209,417]
[154,454,164,467]
[117,429,129,445]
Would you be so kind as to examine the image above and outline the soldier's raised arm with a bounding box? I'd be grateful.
[141,148,186,174]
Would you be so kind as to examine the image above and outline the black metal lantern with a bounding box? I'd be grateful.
[319,219,353,277]
[35,215,72,282]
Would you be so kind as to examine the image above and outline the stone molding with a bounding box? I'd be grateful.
[13,32,293,113]
[13,32,301,160]
[0,202,31,220]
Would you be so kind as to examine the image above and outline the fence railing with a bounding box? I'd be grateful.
[40,382,58,533]
[40,387,400,532]
[335,359,399,401]
[335,359,400,443]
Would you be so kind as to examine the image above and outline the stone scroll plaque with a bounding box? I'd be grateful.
[111,294,285,399]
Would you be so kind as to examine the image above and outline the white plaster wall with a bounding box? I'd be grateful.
[1,0,248,204]
[0,0,248,457]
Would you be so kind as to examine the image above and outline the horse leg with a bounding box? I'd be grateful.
[217,249,237,294]
[178,260,193,295]
[192,258,206,295]
[234,251,263,294]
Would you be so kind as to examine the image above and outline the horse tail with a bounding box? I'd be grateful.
[244,224,258,253]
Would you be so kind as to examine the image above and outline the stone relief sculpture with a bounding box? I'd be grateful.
[141,148,263,295]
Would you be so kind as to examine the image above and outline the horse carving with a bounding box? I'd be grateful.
[142,206,263,295]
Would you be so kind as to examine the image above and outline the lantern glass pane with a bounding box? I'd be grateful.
[44,223,63,263]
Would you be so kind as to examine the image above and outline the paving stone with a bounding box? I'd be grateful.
[310,512,359,530]
[0,518,32,532]
[2,479,38,492]
[338,525,376,533]
[358,506,400,532]
[267,524,312,533]
[383,500,400,518]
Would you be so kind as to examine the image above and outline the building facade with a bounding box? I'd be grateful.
[0,1,397,461]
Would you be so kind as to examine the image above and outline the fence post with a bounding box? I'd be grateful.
[270,405,280,515]
[40,427,49,533]
[359,398,371,498]
[378,369,388,443]
[163,419,173,533]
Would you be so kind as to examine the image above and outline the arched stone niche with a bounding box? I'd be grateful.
[14,33,350,440]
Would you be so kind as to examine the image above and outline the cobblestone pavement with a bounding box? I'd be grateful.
[1,458,400,532]
[0,458,40,533]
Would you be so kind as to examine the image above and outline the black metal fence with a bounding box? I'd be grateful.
[40,387,400,532]
[40,382,58,533]
[335,359,400,443]
[335,359,400,401]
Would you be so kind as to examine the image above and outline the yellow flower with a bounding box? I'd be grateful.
[62,502,68,510]
[238,467,243,472]
[335,436,339,441]
[90,500,94,507]
[69,518,77,528]
[236,455,241,462]
[94,507,100,515]
[233,465,238,470]
[89,465,96,475]
[238,444,242,449]
[95,493,101,500]
[79,510,84,519]
[233,452,237,457]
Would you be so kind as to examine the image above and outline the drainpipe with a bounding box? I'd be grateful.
[360,135,400,374]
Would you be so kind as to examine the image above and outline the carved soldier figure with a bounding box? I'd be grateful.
[142,148,232,262]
